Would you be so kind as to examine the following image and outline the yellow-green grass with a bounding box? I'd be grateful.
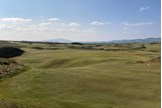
[0,46,160,108]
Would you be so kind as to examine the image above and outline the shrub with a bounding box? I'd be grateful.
[0,47,24,58]
[31,47,44,50]
[71,42,83,45]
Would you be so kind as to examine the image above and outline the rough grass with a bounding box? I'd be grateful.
[0,58,26,79]
[0,42,160,108]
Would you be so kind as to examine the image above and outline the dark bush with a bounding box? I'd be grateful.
[0,47,24,58]
[141,44,146,48]
[136,61,145,63]
[31,47,44,50]
[71,42,83,45]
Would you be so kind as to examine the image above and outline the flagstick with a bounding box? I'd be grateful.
[147,63,150,72]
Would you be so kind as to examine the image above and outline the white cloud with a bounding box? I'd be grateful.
[68,22,81,27]
[39,22,51,27]
[48,18,60,21]
[91,21,104,26]
[0,24,15,31]
[121,22,153,26]
[90,21,110,26]
[139,6,150,12]
[1,18,32,22]
[122,27,128,30]
[0,18,113,41]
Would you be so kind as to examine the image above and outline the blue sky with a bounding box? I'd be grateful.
[0,0,160,41]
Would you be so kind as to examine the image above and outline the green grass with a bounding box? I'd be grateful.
[0,42,160,108]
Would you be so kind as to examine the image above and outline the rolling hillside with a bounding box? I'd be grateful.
[0,41,160,108]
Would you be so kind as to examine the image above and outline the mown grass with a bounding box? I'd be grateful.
[0,42,160,108]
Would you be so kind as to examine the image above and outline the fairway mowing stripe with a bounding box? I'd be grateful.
[25,69,44,81]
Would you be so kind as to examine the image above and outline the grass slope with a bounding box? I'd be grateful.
[0,42,160,108]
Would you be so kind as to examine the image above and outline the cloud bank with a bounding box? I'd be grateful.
[0,18,32,22]
[0,17,156,41]
[121,22,153,26]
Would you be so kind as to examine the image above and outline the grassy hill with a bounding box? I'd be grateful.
[0,41,16,47]
[0,41,160,108]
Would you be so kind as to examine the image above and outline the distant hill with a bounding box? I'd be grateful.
[108,38,161,43]
[81,37,161,44]
[45,38,72,43]
[41,37,160,44]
